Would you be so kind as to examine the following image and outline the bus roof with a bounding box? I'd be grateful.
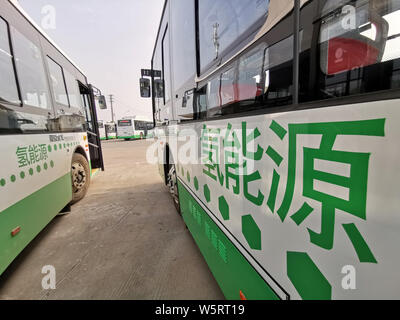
[8,0,86,76]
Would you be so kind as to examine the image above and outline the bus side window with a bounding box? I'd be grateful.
[0,17,19,105]
[198,0,270,73]
[12,27,50,109]
[206,75,222,118]
[64,70,82,110]
[300,0,400,102]
[47,57,69,106]
[162,27,171,105]
[204,36,294,119]
[220,67,236,107]
[237,47,264,105]
[263,35,293,107]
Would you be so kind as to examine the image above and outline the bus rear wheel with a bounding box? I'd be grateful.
[70,153,91,205]
[167,164,180,213]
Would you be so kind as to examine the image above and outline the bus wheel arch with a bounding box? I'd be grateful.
[164,144,180,214]
[73,146,88,161]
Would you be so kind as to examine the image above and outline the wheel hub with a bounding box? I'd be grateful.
[72,162,87,191]
[168,166,179,206]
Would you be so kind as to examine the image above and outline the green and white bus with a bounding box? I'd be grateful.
[117,116,153,140]
[98,121,106,140]
[141,0,400,299]
[0,0,104,275]
[105,122,117,140]
[99,121,117,140]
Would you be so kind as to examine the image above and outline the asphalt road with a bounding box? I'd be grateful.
[0,139,224,300]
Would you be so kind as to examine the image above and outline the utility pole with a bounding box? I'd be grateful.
[109,94,115,123]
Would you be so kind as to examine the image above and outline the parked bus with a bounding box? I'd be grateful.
[141,0,400,299]
[98,121,106,140]
[117,116,153,140]
[105,122,117,140]
[0,0,104,275]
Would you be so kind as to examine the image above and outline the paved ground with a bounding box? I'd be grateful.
[0,140,224,300]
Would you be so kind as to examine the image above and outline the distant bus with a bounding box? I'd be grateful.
[117,117,153,140]
[98,121,106,140]
[0,0,104,275]
[105,122,117,140]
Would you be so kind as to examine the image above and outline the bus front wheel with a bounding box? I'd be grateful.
[70,153,91,205]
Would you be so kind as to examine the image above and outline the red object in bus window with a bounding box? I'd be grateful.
[237,82,263,101]
[326,37,380,75]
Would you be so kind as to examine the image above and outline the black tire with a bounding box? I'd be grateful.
[70,153,91,205]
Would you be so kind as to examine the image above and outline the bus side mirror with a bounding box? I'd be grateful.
[98,95,107,109]
[140,78,151,98]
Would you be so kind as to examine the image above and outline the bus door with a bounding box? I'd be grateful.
[80,84,105,171]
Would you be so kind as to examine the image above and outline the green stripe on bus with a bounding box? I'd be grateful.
[178,181,279,300]
[0,173,72,275]
[117,135,141,140]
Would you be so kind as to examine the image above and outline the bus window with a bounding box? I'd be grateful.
[153,40,163,122]
[47,57,69,106]
[220,67,236,106]
[162,27,171,104]
[12,27,50,109]
[263,35,293,107]
[237,46,264,103]
[206,35,293,119]
[171,0,196,91]
[0,18,19,104]
[199,0,270,72]
[134,121,142,130]
[64,70,82,109]
[206,75,222,118]
[300,0,400,102]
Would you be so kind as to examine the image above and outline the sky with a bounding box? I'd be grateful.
[17,0,165,122]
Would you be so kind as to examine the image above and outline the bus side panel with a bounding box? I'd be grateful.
[0,134,82,274]
[0,173,71,275]
[179,181,279,300]
[177,99,400,299]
